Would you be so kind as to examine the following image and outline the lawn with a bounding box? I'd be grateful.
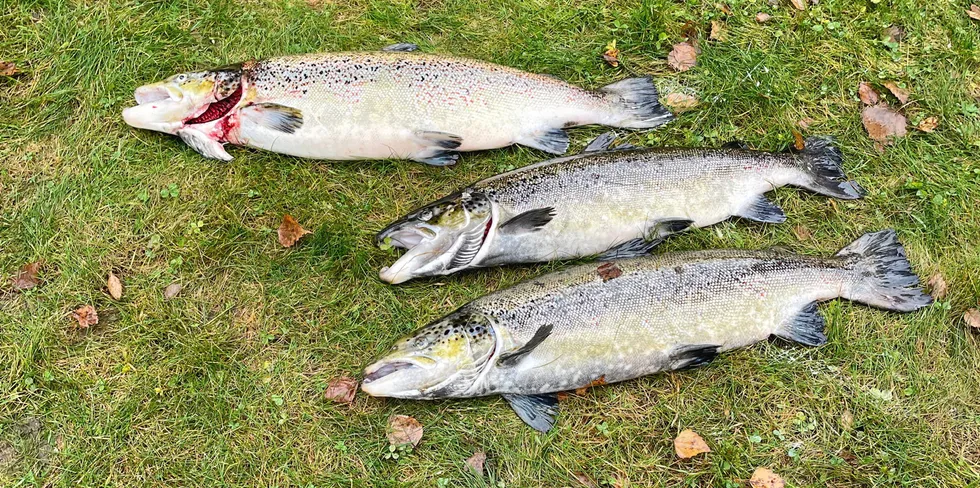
[2,0,980,486]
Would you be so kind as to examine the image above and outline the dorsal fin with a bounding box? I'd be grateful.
[381,43,420,52]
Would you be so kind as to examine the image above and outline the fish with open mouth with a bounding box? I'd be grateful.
[122,44,672,164]
[362,230,931,431]
[376,133,863,284]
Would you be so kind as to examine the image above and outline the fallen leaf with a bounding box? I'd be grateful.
[107,273,123,300]
[597,262,622,281]
[862,105,907,144]
[756,12,772,23]
[883,25,905,44]
[674,429,711,459]
[968,5,980,20]
[575,375,607,395]
[663,92,699,112]
[465,451,487,476]
[0,61,20,76]
[574,472,597,487]
[797,117,814,129]
[278,214,312,248]
[603,40,620,67]
[792,130,805,151]
[324,376,358,404]
[883,81,910,104]
[916,116,939,133]
[841,410,854,430]
[667,42,697,72]
[387,415,423,447]
[715,3,732,15]
[11,262,41,291]
[858,82,880,106]
[709,20,726,41]
[792,225,812,241]
[789,0,805,10]
[926,273,948,300]
[72,305,98,329]
[163,283,182,299]
[749,467,785,488]
[965,309,980,330]
[556,391,570,401]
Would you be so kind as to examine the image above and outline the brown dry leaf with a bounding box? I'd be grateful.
[792,130,805,151]
[278,214,312,248]
[968,5,980,20]
[465,451,487,476]
[674,429,711,459]
[574,375,607,395]
[797,117,814,129]
[756,12,772,23]
[556,391,570,401]
[965,309,980,330]
[789,0,806,10]
[603,40,620,67]
[107,273,123,300]
[597,263,622,282]
[926,273,948,300]
[12,262,41,291]
[663,92,699,112]
[387,414,423,447]
[792,225,812,241]
[883,81,910,104]
[750,467,785,488]
[862,105,907,144]
[917,116,939,133]
[324,376,358,404]
[858,82,880,106]
[841,410,854,430]
[72,305,99,329]
[715,3,732,15]
[0,61,20,76]
[709,20,726,41]
[883,25,905,44]
[164,283,183,299]
[667,42,697,72]
[574,472,597,487]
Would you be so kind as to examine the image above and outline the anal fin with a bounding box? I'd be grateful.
[177,128,233,161]
[737,195,786,224]
[503,393,559,432]
[239,103,303,134]
[668,344,721,370]
[597,219,694,260]
[414,130,463,166]
[774,301,827,347]
[518,128,569,155]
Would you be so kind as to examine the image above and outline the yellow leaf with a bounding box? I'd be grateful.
[108,272,123,300]
[750,467,785,488]
[673,429,711,459]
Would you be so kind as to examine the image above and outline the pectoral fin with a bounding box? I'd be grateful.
[503,393,559,432]
[239,103,304,134]
[497,324,553,368]
[499,207,555,234]
[177,128,233,161]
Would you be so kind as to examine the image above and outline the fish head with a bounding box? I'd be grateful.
[361,311,497,399]
[122,65,243,134]
[377,191,495,284]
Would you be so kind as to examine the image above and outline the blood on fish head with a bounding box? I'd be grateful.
[376,191,495,284]
[123,65,244,135]
[361,311,496,399]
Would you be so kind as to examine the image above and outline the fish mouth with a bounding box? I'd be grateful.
[134,84,180,105]
[362,361,417,384]
[378,219,492,284]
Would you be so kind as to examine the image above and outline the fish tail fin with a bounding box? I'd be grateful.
[836,229,932,312]
[793,136,865,199]
[599,76,674,129]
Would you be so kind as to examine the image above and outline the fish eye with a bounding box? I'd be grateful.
[419,210,433,221]
[175,74,188,83]
[413,337,430,348]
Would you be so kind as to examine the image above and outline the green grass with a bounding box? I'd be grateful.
[2,0,980,486]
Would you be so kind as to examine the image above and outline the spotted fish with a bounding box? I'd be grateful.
[361,230,930,431]
[375,133,863,284]
[122,44,672,164]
